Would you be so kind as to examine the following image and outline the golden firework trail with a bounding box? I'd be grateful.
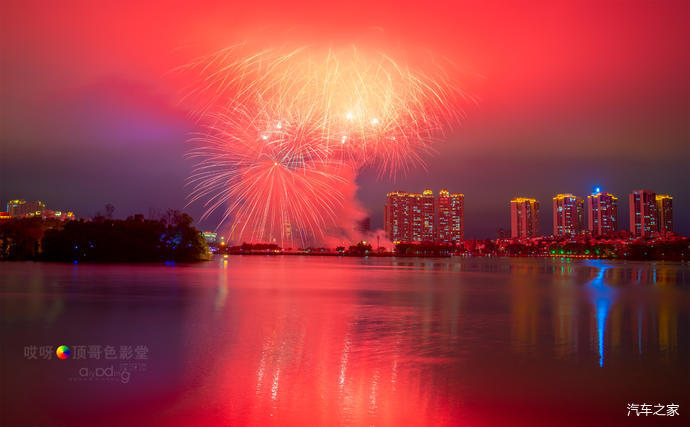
[183,44,468,246]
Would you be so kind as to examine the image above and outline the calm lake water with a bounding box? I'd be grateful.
[1,257,688,426]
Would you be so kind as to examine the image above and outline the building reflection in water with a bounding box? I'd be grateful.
[186,258,685,425]
[657,271,678,358]
[510,263,541,355]
[553,262,579,360]
[495,259,682,369]
[2,259,686,426]
[214,258,229,314]
[586,261,615,367]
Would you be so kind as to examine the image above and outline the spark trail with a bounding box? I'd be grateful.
[184,44,468,246]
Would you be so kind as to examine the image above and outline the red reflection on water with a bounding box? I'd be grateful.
[176,269,466,425]
[1,259,687,427]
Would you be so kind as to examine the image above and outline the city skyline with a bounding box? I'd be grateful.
[1,3,688,426]
[3,185,680,241]
[1,1,689,240]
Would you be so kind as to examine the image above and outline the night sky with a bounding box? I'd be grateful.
[1,0,688,238]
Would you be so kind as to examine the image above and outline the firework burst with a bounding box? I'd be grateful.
[184,44,467,246]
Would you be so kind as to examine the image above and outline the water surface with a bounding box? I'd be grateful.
[1,257,688,426]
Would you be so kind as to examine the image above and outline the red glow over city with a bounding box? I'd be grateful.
[0,2,688,426]
[2,0,688,237]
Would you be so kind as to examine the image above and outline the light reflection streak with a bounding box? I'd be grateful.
[256,342,267,395]
[637,307,644,355]
[165,258,687,425]
[339,335,351,390]
[271,367,280,402]
[586,261,615,368]
[214,258,228,313]
[391,359,398,392]
[369,368,380,415]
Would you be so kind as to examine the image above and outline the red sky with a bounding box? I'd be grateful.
[1,0,689,237]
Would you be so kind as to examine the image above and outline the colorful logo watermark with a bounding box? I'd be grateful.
[24,344,149,384]
[56,345,71,359]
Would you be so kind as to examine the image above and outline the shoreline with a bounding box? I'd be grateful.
[3,254,688,264]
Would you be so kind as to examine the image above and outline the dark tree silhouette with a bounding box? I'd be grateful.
[104,204,115,219]
[0,211,208,262]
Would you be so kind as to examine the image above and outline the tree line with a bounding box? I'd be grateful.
[0,210,208,262]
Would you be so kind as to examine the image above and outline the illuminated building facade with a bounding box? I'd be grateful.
[629,189,658,238]
[6,199,46,217]
[384,191,412,243]
[42,210,75,220]
[437,189,465,243]
[587,192,618,236]
[552,193,584,236]
[418,189,435,242]
[384,189,463,244]
[5,199,74,220]
[655,194,673,235]
[202,231,218,244]
[510,197,539,238]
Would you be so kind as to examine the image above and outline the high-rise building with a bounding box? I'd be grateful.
[384,189,463,244]
[629,189,658,238]
[418,189,435,242]
[6,199,46,217]
[437,189,465,243]
[510,197,539,239]
[587,192,618,236]
[552,193,584,237]
[385,191,413,244]
[655,194,673,235]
